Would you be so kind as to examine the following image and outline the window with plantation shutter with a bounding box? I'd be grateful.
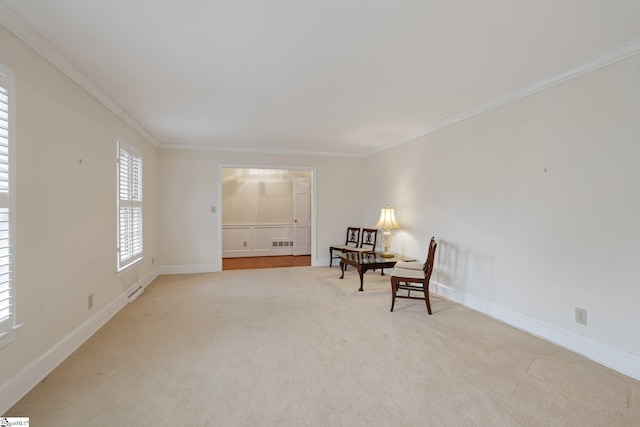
[0,63,16,343]
[117,140,143,271]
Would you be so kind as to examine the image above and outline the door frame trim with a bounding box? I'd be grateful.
[218,164,316,270]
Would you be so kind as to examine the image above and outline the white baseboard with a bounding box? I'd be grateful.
[432,281,640,381]
[125,268,157,303]
[157,264,219,275]
[6,269,635,415]
[314,257,331,267]
[222,248,295,258]
[0,268,158,414]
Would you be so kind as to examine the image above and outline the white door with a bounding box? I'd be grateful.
[292,178,311,256]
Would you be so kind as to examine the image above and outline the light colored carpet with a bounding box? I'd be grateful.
[7,267,640,426]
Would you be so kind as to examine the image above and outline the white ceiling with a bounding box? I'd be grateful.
[2,1,640,156]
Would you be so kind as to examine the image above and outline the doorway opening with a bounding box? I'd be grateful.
[219,166,314,270]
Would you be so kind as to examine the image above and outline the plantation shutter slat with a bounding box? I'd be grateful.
[0,70,14,336]
[117,141,143,270]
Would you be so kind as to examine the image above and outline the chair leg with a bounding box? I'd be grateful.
[329,248,333,268]
[390,277,398,312]
[425,283,432,315]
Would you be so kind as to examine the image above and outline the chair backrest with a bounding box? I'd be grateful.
[359,228,378,251]
[423,237,438,281]
[344,227,361,247]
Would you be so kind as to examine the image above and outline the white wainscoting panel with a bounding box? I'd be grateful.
[222,224,294,258]
[222,227,252,252]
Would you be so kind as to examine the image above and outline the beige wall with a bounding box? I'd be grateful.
[222,168,312,225]
[0,26,158,391]
[156,149,363,270]
[362,53,640,365]
[2,15,640,413]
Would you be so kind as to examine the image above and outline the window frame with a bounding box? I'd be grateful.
[116,139,143,272]
[0,62,18,348]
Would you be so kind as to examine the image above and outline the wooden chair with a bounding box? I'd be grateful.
[390,237,437,314]
[329,227,361,267]
[346,228,377,254]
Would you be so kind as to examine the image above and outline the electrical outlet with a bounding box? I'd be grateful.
[211,206,216,214]
[575,307,587,325]
[152,256,155,265]
[243,241,247,247]
[88,294,93,310]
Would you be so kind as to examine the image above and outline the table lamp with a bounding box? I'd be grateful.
[375,205,400,258]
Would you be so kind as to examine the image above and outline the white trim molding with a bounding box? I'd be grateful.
[2,0,639,157]
[0,268,158,414]
[0,324,21,350]
[431,280,640,382]
[314,257,331,267]
[0,2,160,148]
[158,142,362,158]
[217,164,317,271]
[366,37,640,156]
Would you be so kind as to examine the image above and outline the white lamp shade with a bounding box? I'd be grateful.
[375,206,400,230]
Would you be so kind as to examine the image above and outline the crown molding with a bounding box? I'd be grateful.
[366,37,640,157]
[158,142,363,158]
[164,36,640,157]
[3,0,639,157]
[0,2,160,147]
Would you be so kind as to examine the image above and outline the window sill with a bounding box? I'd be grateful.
[116,256,143,276]
[0,323,22,350]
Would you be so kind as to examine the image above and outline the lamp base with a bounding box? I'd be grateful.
[379,231,395,258]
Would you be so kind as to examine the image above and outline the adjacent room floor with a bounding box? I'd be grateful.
[222,255,311,270]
